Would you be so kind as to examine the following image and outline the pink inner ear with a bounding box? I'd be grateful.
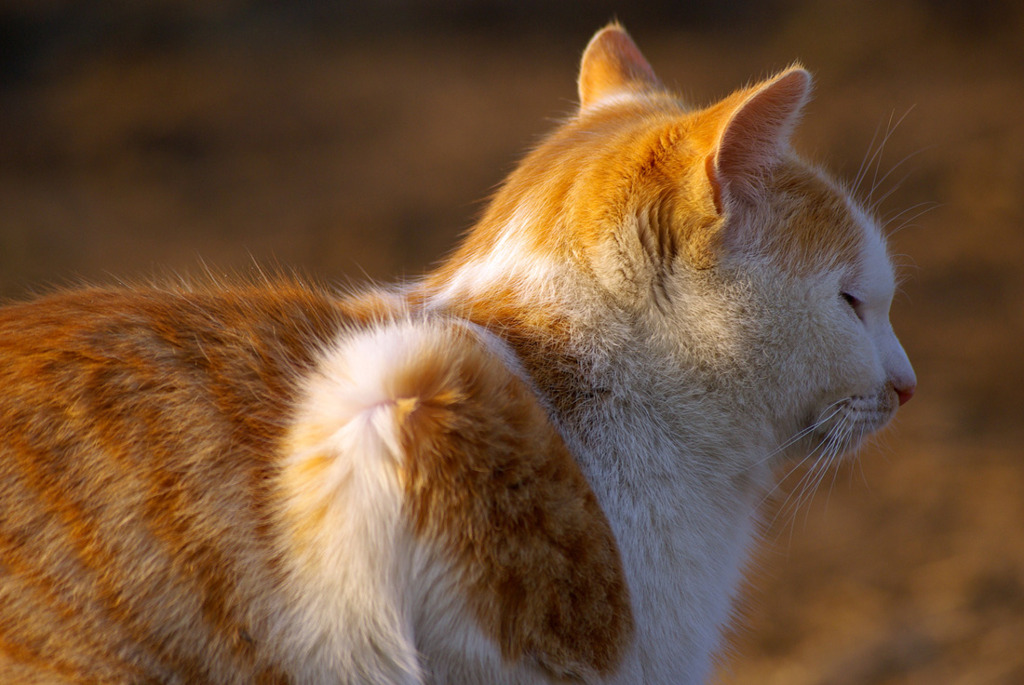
[578,25,662,109]
[713,69,812,198]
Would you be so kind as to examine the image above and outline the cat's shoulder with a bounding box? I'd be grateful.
[279,310,634,679]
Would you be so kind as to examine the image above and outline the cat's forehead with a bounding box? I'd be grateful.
[850,202,897,296]
[761,162,881,278]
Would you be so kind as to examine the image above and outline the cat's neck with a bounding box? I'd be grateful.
[413,259,771,681]
[414,254,777,492]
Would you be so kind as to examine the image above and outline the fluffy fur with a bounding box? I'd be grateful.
[0,25,915,684]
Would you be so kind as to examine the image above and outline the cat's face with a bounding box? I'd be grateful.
[726,164,917,463]
[490,27,915,460]
[566,30,915,457]
[635,152,917,465]
[431,26,915,466]
[817,209,916,449]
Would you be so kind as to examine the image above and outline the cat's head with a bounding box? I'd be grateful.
[434,24,916,462]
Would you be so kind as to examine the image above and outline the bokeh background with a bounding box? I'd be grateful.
[1,1,1022,682]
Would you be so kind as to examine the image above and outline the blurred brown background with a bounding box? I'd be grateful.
[1,1,1022,682]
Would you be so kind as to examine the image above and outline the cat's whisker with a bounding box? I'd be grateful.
[773,415,853,535]
[889,255,922,295]
[754,404,847,522]
[788,460,823,523]
[839,426,872,490]
[866,146,928,215]
[765,426,838,531]
[802,421,846,497]
[747,401,846,474]
[868,175,908,217]
[826,423,856,502]
[866,107,915,205]
[884,201,940,237]
[818,421,855,516]
[790,422,852,537]
[851,116,888,199]
[798,457,833,527]
[781,449,833,544]
[881,200,938,234]
[854,111,895,201]
[763,442,823,518]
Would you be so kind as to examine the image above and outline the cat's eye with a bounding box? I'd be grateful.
[841,292,864,321]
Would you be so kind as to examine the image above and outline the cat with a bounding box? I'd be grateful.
[0,23,916,685]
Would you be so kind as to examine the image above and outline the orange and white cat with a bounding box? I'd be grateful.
[0,24,915,685]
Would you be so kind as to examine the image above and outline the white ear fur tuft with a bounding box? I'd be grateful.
[710,67,813,202]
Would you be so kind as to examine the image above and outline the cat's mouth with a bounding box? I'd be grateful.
[806,388,900,456]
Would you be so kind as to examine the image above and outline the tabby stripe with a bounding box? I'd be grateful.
[0,525,80,623]
[77,336,260,676]
[139,446,255,677]
[0,631,83,682]
[0,527,146,679]
[195,360,289,666]
[5,432,181,678]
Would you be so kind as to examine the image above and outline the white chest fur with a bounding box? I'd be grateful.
[558,371,769,683]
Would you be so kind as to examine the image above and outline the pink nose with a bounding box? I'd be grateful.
[896,383,916,406]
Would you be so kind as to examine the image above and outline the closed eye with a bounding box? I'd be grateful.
[841,292,864,321]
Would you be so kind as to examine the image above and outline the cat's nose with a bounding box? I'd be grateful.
[895,382,915,406]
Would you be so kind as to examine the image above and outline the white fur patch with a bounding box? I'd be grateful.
[582,90,646,112]
[273,321,450,684]
[849,203,916,395]
[273,319,547,684]
[428,207,560,307]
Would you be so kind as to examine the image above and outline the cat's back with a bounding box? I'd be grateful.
[0,282,355,497]
[0,282,357,683]
[0,282,630,684]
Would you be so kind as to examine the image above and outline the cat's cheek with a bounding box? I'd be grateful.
[809,322,878,410]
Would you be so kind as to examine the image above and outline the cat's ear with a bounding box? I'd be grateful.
[705,67,812,210]
[578,24,662,110]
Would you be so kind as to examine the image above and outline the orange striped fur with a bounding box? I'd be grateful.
[0,24,916,684]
